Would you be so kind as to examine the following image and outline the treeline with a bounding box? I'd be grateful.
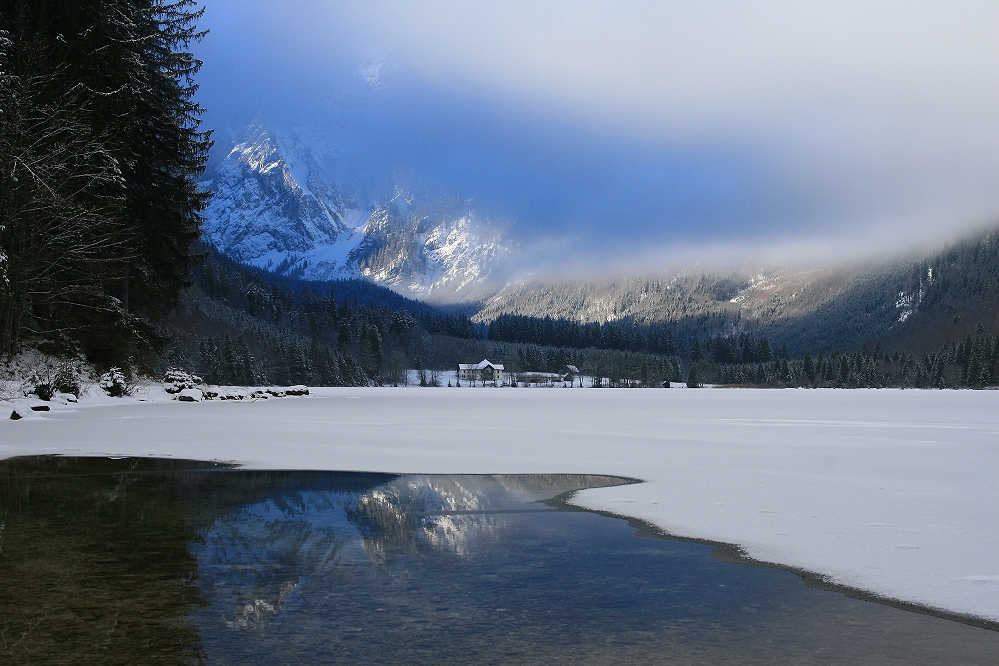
[689,333,783,364]
[909,232,999,316]
[508,344,681,385]
[487,313,682,354]
[487,314,786,364]
[762,229,999,356]
[0,0,210,365]
[193,331,368,388]
[692,329,998,389]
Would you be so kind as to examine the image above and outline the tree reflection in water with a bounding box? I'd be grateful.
[0,456,214,665]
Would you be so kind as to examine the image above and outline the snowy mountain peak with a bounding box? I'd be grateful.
[234,122,282,174]
[201,122,509,295]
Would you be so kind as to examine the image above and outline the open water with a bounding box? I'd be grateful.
[1,456,996,665]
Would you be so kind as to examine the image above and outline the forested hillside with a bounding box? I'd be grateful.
[162,243,997,390]
[161,250,685,388]
[474,226,999,359]
[162,250,475,386]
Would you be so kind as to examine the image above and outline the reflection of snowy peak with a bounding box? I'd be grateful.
[202,122,508,296]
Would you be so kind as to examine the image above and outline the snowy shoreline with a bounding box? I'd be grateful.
[3,386,998,626]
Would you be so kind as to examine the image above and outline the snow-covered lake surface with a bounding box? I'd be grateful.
[3,386,997,624]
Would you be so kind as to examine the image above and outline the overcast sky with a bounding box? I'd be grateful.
[194,1,999,272]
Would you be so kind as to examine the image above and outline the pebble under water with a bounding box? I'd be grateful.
[1,456,997,665]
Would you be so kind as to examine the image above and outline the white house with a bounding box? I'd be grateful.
[458,359,504,383]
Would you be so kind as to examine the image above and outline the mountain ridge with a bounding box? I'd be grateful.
[471,227,999,355]
[201,121,511,297]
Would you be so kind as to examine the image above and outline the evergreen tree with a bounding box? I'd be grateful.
[689,336,702,363]
[802,353,815,383]
[979,362,992,387]
[120,1,211,323]
[235,335,255,385]
[198,336,220,384]
[360,321,383,384]
[219,334,236,384]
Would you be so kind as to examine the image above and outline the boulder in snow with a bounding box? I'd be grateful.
[285,385,310,396]
[219,389,248,400]
[175,388,204,402]
[9,403,42,420]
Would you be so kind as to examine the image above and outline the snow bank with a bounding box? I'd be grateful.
[2,386,997,624]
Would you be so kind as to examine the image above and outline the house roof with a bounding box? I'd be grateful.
[565,365,580,373]
[460,359,504,371]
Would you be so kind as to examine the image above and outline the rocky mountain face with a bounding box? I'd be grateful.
[201,122,509,297]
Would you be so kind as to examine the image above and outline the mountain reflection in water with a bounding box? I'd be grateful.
[192,474,595,638]
[1,457,997,666]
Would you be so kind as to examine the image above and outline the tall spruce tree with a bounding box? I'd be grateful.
[122,0,211,322]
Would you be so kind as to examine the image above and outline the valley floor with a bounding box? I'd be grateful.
[2,386,997,625]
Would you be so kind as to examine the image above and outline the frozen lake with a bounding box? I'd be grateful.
[2,458,998,664]
[2,386,998,625]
